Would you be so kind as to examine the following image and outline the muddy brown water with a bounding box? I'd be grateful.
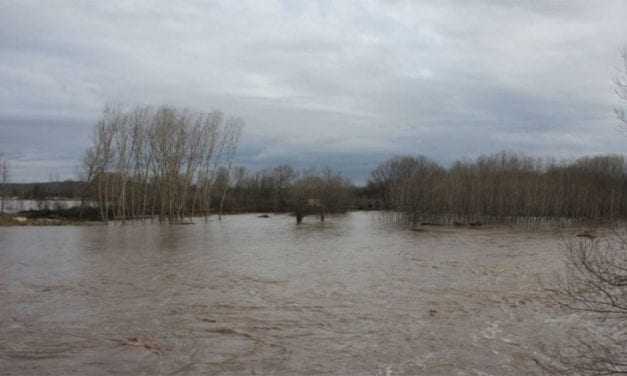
[0,212,578,375]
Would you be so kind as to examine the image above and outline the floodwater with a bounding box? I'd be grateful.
[0,212,576,375]
[2,199,84,214]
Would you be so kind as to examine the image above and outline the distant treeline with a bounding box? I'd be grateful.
[5,150,627,225]
[2,181,87,199]
[3,105,626,225]
[368,152,627,224]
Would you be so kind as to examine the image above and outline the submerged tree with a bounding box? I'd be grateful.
[289,167,353,224]
[216,117,243,220]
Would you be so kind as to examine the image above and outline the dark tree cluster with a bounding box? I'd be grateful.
[369,151,627,224]
[216,166,354,215]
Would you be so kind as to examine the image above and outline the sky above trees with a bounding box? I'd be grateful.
[2,1,627,182]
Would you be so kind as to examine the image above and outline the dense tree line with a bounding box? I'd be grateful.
[369,151,627,224]
[82,105,243,223]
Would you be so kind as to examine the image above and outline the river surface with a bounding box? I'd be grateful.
[0,212,576,375]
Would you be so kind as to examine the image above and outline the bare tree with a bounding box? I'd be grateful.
[542,235,627,375]
[271,165,297,212]
[0,154,9,214]
[217,117,243,220]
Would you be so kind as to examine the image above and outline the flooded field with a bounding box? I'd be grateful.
[0,212,582,375]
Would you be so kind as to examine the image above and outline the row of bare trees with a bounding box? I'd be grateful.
[370,151,627,224]
[81,105,243,223]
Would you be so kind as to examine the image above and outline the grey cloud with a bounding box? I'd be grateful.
[1,0,627,182]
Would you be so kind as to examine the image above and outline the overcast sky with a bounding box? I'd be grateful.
[2,1,627,183]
